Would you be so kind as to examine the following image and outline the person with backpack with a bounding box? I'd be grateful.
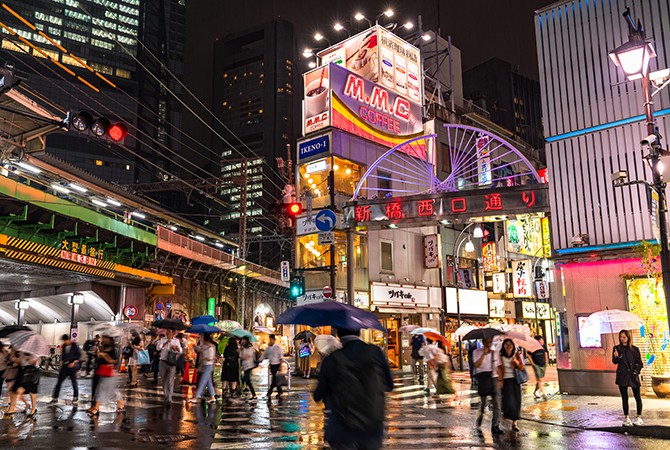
[530,335,549,399]
[82,335,99,378]
[313,327,393,450]
[410,334,425,384]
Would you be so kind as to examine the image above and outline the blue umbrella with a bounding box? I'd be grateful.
[187,324,222,334]
[277,301,386,332]
[228,328,257,342]
[191,315,217,326]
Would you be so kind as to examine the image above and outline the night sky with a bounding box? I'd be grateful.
[183,0,556,157]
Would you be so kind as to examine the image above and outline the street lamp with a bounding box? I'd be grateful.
[610,8,670,333]
[313,33,331,46]
[333,23,350,37]
[15,299,29,326]
[354,12,372,28]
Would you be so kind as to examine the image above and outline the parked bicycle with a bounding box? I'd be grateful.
[39,346,61,371]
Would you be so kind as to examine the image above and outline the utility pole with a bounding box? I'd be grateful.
[237,159,248,328]
[328,170,337,296]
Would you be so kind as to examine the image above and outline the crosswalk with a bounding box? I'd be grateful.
[207,372,493,449]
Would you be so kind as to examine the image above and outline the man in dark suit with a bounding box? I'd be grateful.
[313,328,393,450]
[50,334,82,405]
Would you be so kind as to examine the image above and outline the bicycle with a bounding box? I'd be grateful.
[39,347,61,371]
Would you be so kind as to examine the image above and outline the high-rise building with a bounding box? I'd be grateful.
[535,0,670,395]
[211,20,298,257]
[463,58,544,153]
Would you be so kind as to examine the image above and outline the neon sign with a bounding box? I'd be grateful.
[344,186,550,227]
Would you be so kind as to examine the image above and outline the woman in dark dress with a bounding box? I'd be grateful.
[613,329,644,427]
[4,352,40,419]
[221,337,239,397]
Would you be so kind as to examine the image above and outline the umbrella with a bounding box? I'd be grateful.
[581,309,644,334]
[152,318,189,330]
[462,328,505,341]
[423,331,449,346]
[277,302,386,332]
[191,315,217,326]
[217,320,243,332]
[0,325,30,339]
[92,323,124,338]
[410,327,439,335]
[8,330,50,356]
[145,329,158,337]
[497,331,544,353]
[228,328,257,342]
[486,323,533,336]
[453,324,479,339]
[187,324,222,334]
[294,330,316,341]
[314,335,342,356]
[399,325,420,333]
[253,326,275,334]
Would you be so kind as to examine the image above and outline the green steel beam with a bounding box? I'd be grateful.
[0,176,157,245]
[21,214,55,241]
[0,205,28,234]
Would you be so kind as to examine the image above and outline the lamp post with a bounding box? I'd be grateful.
[531,249,550,336]
[448,223,481,370]
[610,8,670,330]
[68,292,84,342]
[16,299,29,326]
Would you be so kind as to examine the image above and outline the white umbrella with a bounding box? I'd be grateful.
[217,320,242,332]
[581,309,644,334]
[8,330,50,356]
[399,325,420,333]
[453,324,479,340]
[495,331,544,353]
[410,327,439,335]
[92,323,124,338]
[486,323,533,336]
[314,335,342,356]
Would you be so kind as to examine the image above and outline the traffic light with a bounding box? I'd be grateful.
[287,202,302,216]
[290,274,305,299]
[269,202,303,216]
[67,110,129,143]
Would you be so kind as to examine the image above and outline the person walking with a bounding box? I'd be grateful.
[82,335,100,378]
[156,328,183,406]
[239,337,257,400]
[498,338,524,432]
[530,335,549,399]
[313,327,393,450]
[260,334,283,401]
[147,335,160,385]
[613,329,644,426]
[87,335,125,415]
[50,334,81,405]
[127,333,143,387]
[221,337,240,397]
[0,342,8,398]
[298,337,314,378]
[4,351,40,419]
[419,338,439,395]
[473,337,502,434]
[410,334,425,384]
[189,334,217,403]
[175,333,188,385]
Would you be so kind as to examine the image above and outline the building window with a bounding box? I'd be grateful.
[377,170,392,198]
[439,142,452,174]
[381,240,393,272]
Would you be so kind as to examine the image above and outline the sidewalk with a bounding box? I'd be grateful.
[450,366,670,439]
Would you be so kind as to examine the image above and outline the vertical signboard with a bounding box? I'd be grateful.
[459,268,475,289]
[535,281,550,299]
[492,272,507,294]
[423,234,440,269]
[476,135,492,186]
[303,65,331,134]
[507,217,543,256]
[512,259,532,298]
[481,242,498,272]
[207,297,216,317]
[280,261,290,282]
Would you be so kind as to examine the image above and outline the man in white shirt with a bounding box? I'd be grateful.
[473,337,502,434]
[156,328,183,405]
[260,334,283,401]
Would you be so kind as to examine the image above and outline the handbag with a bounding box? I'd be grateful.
[20,366,40,385]
[299,344,311,358]
[136,349,150,366]
[96,364,114,377]
[514,367,530,385]
[164,350,179,366]
[475,351,496,396]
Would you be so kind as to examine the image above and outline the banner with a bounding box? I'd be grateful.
[423,234,440,269]
[482,242,497,272]
[329,63,423,149]
[506,217,543,256]
[492,272,507,294]
[370,283,429,308]
[512,259,532,298]
[303,65,331,134]
[459,268,475,289]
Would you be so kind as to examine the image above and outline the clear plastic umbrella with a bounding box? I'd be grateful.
[92,323,124,338]
[581,309,644,334]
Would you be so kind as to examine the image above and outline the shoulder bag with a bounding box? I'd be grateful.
[476,351,495,397]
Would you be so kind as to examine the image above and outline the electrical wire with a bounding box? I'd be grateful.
[76,1,288,194]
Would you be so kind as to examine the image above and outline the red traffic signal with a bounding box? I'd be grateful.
[287,202,302,216]
[108,122,128,142]
[68,110,128,143]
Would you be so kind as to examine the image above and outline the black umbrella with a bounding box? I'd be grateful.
[145,329,158,336]
[293,330,316,341]
[462,328,505,341]
[152,318,189,330]
[0,325,30,339]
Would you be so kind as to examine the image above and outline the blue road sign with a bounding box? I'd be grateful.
[315,209,337,232]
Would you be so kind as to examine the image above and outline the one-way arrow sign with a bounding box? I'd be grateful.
[315,209,337,232]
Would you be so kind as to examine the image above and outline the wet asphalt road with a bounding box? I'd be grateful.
[1,365,669,449]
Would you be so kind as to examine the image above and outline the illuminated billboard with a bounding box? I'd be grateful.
[303,63,423,147]
[317,26,422,105]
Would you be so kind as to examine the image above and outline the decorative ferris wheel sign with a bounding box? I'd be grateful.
[346,124,547,228]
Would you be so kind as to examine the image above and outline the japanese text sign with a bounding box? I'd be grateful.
[423,234,440,269]
[512,259,532,298]
[492,272,507,294]
[482,242,497,272]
